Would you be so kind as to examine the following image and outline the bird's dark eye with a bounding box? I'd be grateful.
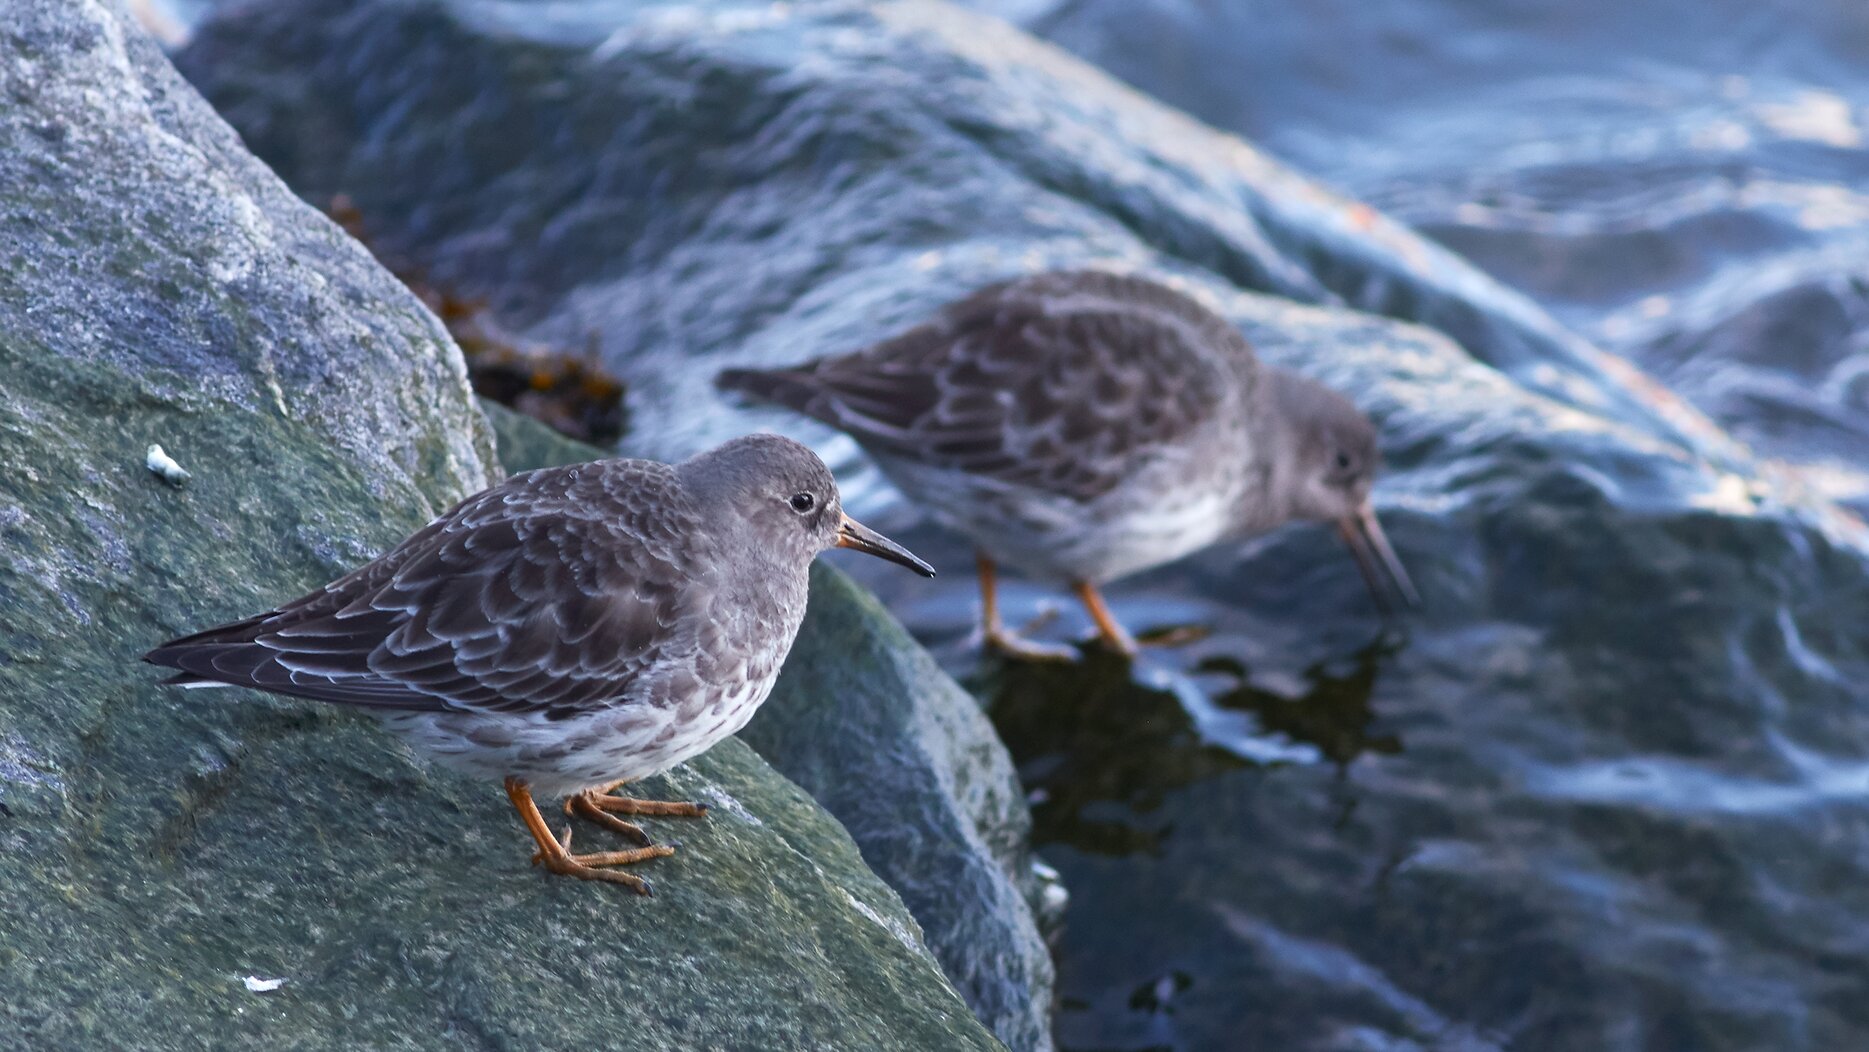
[1334,451,1353,471]
[789,492,815,513]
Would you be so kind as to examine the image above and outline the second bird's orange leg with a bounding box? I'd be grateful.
[505,776,673,894]
[1072,580,1139,657]
[979,551,1008,642]
[976,552,1076,661]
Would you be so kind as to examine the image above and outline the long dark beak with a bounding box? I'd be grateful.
[835,514,936,577]
[1336,503,1420,614]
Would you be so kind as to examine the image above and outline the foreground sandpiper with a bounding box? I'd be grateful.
[717,270,1415,657]
[145,434,934,892]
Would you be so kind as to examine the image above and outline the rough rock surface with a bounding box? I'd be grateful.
[483,398,1056,1052]
[178,1,1869,1049]
[0,6,1001,1049]
[745,569,1055,1052]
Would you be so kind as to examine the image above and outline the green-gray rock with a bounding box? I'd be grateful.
[0,5,1000,1049]
[744,571,1055,1052]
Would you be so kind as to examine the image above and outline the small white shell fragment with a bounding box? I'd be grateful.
[242,975,285,993]
[145,443,191,486]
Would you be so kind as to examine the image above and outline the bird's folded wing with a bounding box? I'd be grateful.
[145,464,700,721]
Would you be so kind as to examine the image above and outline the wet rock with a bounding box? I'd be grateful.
[331,198,631,447]
[0,6,1000,1049]
[1627,260,1869,511]
[745,568,1057,1052]
[177,1,1869,1049]
[483,398,1057,1052]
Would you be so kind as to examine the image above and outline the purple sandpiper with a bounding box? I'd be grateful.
[717,270,1415,658]
[145,434,934,892]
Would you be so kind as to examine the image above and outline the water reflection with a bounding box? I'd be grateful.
[974,635,1400,857]
[1199,634,1403,775]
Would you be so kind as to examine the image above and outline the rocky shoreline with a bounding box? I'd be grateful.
[6,0,1868,1049]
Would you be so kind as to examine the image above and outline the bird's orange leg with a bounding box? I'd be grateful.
[505,776,673,894]
[977,552,1077,661]
[1072,580,1139,657]
[979,550,1007,640]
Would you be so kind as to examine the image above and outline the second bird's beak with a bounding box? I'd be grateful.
[1336,503,1420,614]
[835,514,937,577]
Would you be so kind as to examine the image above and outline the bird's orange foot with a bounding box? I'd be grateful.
[564,784,709,844]
[584,781,710,817]
[529,824,674,895]
[976,553,1081,662]
[505,776,676,894]
[981,626,1081,663]
[1088,625,1139,658]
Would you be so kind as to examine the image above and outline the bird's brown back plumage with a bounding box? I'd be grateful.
[144,460,706,720]
[717,270,1253,503]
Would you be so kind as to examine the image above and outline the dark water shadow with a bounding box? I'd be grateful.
[971,634,1402,858]
[1198,633,1404,775]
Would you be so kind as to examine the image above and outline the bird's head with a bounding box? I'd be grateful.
[683,434,935,577]
[1268,370,1418,611]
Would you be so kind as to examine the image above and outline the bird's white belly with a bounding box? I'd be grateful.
[379,669,778,799]
[879,454,1241,584]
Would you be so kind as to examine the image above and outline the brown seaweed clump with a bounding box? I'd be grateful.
[328,195,627,446]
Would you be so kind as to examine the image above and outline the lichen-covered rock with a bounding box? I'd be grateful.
[482,398,1055,1052]
[0,6,1001,1049]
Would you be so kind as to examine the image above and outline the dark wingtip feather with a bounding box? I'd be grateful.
[141,639,240,683]
[144,612,273,657]
[143,613,271,680]
[141,640,224,688]
[143,640,192,670]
